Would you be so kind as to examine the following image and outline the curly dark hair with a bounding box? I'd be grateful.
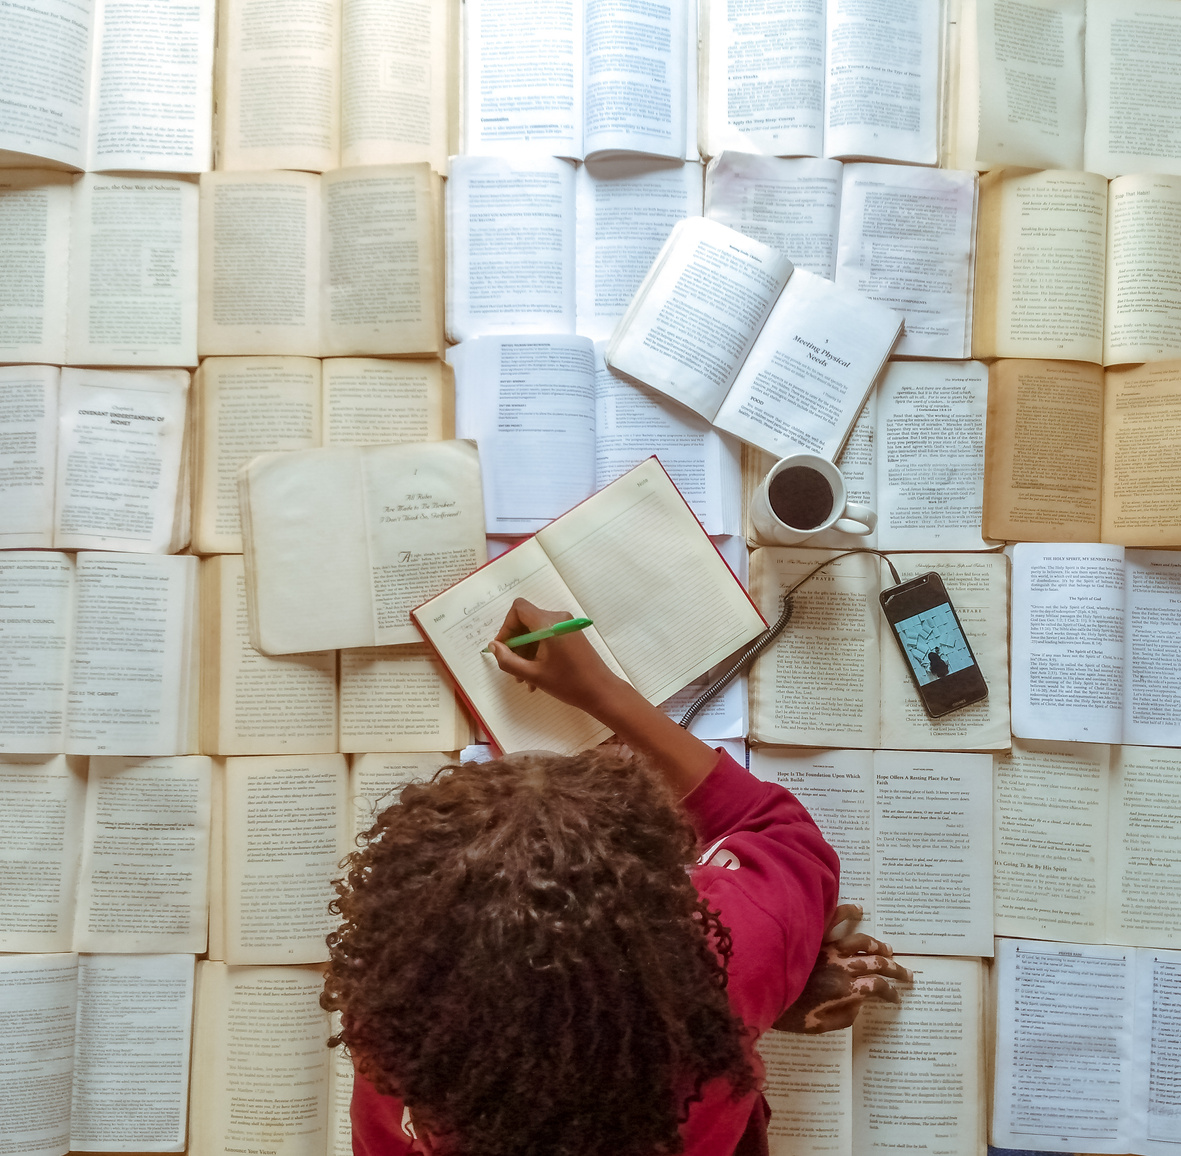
[321,747,757,1156]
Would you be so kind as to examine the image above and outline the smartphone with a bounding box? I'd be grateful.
[879,571,988,717]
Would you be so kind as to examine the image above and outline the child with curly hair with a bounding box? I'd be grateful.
[322,599,911,1156]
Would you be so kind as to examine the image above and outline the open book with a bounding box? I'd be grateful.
[198,164,444,358]
[992,937,1181,1156]
[752,747,995,956]
[0,0,213,171]
[606,218,902,461]
[0,172,198,366]
[748,549,1011,750]
[451,335,741,536]
[984,359,1181,545]
[699,0,943,166]
[1011,543,1181,747]
[412,458,766,756]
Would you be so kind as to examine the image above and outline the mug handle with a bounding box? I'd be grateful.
[833,503,877,536]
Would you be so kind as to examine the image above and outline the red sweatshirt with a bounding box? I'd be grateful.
[350,749,840,1156]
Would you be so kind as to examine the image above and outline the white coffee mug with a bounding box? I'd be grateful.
[749,453,877,546]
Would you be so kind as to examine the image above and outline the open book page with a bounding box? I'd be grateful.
[339,644,470,753]
[1083,0,1181,178]
[340,0,453,170]
[575,159,702,340]
[1123,551,1181,747]
[992,937,1135,1153]
[983,358,1104,541]
[87,0,214,172]
[322,357,452,446]
[451,335,597,534]
[992,739,1111,943]
[748,548,882,747]
[0,551,73,754]
[852,956,985,1156]
[53,368,189,554]
[200,554,337,755]
[72,755,211,953]
[835,164,976,358]
[413,536,621,754]
[796,395,877,550]
[70,953,194,1152]
[698,0,826,159]
[534,458,765,705]
[1102,361,1181,546]
[206,758,225,960]
[0,365,59,548]
[223,753,348,964]
[704,153,843,279]
[879,552,1010,751]
[0,754,85,952]
[197,170,322,357]
[1131,947,1181,1156]
[214,0,340,172]
[1010,542,1127,744]
[1108,747,1181,950]
[192,356,321,554]
[606,217,793,420]
[0,172,71,363]
[349,752,444,836]
[189,961,330,1156]
[321,164,443,356]
[758,1029,853,1156]
[0,952,78,1156]
[974,0,1085,170]
[823,0,940,165]
[66,176,199,366]
[715,268,901,460]
[327,1013,355,1156]
[874,361,990,551]
[944,0,981,172]
[594,344,741,536]
[445,154,576,342]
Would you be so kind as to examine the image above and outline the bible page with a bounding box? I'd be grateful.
[322,357,451,446]
[0,172,71,363]
[1131,947,1181,1156]
[1123,551,1181,747]
[1010,542,1126,744]
[0,754,85,953]
[197,170,321,357]
[223,753,348,964]
[349,752,441,836]
[974,0,1085,170]
[0,364,60,549]
[982,358,1104,541]
[992,739,1110,943]
[69,953,194,1152]
[748,548,881,747]
[758,1029,853,1156]
[66,176,199,366]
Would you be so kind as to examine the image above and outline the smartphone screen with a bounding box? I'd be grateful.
[880,572,987,717]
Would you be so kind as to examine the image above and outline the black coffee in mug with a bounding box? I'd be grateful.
[767,465,835,530]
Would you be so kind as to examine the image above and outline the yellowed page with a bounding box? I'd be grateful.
[758,1029,853,1156]
[969,166,1004,359]
[322,357,451,446]
[223,753,348,964]
[206,757,225,961]
[327,1012,354,1156]
[748,548,881,748]
[349,751,451,837]
[983,358,1103,541]
[1101,360,1181,547]
[0,365,59,549]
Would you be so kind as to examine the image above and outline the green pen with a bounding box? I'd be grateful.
[482,616,593,653]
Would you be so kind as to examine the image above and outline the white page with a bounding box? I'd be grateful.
[446,154,577,342]
[575,159,701,340]
[326,1012,354,1156]
[87,0,214,172]
[70,953,194,1152]
[0,551,74,754]
[758,1029,852,1156]
[451,335,597,535]
[321,357,448,447]
[0,364,59,548]
[704,152,843,278]
[1122,551,1181,748]
[0,172,72,363]
[0,754,86,952]
[1132,947,1181,1156]
[992,937,1135,1153]
[835,164,976,358]
[801,391,877,549]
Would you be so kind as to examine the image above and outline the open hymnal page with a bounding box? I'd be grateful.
[1122,551,1181,747]
[0,754,85,952]
[974,0,1085,170]
[758,1029,853,1156]
[322,357,452,447]
[223,754,348,964]
[72,755,211,953]
[0,364,60,549]
[70,953,194,1153]
[0,173,72,363]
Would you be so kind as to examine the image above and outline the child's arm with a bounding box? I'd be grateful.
[488,598,719,797]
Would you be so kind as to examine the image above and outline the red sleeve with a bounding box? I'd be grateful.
[350,1065,413,1156]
